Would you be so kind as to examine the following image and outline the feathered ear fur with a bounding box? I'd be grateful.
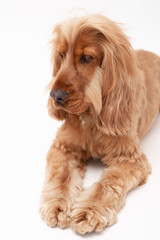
[89,16,138,136]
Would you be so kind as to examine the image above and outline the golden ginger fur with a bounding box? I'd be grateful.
[40,14,160,234]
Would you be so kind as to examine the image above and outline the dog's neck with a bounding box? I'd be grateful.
[78,113,95,127]
[66,112,96,130]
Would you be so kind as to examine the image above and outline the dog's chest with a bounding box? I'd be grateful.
[78,114,95,129]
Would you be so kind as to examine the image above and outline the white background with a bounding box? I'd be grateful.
[0,0,160,239]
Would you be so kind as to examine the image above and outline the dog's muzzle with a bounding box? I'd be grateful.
[50,89,68,103]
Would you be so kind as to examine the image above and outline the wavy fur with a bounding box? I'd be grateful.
[40,14,160,234]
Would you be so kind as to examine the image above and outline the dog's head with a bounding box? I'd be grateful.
[48,14,138,135]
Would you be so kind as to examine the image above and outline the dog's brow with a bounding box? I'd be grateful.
[75,46,99,57]
[57,45,67,53]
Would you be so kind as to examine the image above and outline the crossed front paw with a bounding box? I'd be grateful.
[70,202,118,234]
[40,198,70,228]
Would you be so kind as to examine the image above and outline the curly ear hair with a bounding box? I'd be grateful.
[88,16,138,136]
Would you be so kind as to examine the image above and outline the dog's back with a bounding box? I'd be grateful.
[135,50,160,138]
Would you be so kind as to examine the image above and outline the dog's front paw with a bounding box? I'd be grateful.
[40,198,70,228]
[70,202,117,234]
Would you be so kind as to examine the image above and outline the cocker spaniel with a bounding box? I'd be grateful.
[40,14,160,234]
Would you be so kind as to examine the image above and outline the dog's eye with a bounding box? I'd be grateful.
[59,52,63,59]
[80,55,93,64]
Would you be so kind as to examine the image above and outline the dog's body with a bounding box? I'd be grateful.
[40,14,160,234]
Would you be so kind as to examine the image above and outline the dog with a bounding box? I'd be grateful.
[40,14,160,234]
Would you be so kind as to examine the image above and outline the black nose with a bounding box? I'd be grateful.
[50,89,68,103]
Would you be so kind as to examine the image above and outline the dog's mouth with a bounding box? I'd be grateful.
[49,95,90,115]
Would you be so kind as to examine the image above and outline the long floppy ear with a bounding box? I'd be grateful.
[92,18,138,136]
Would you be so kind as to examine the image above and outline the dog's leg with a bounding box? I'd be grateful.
[40,140,88,228]
[70,136,151,234]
